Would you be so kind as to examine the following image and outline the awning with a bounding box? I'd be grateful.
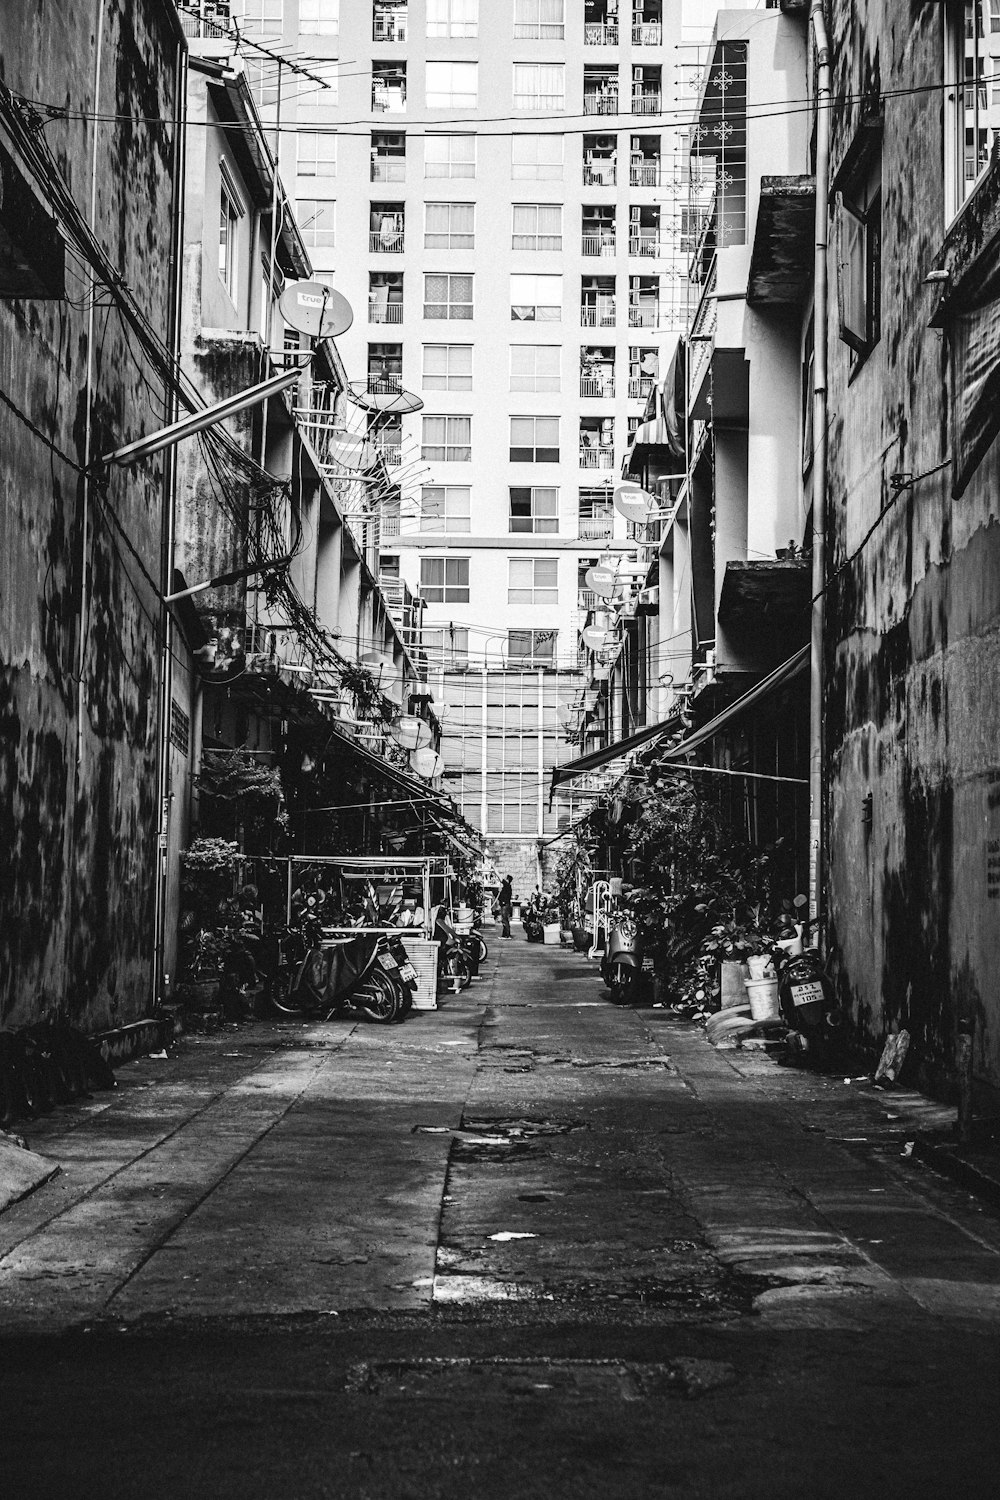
[550,711,684,795]
[658,647,809,762]
[325,725,455,810]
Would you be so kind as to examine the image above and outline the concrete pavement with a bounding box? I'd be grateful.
[2,937,999,1496]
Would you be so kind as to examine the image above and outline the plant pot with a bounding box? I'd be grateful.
[178,977,221,1009]
[747,953,775,981]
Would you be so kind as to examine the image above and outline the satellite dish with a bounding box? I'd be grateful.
[614,483,655,523]
[410,747,443,779]
[279,280,354,339]
[391,716,432,751]
[347,378,424,415]
[384,677,404,706]
[582,625,612,650]
[585,565,619,599]
[362,651,395,681]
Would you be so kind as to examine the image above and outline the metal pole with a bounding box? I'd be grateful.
[808,1,832,940]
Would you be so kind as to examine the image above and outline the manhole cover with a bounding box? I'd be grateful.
[346,1358,736,1402]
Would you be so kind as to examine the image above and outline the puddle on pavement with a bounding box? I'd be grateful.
[346,1356,736,1401]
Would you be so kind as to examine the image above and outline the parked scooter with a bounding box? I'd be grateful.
[774,942,844,1069]
[271,920,407,1023]
[601,908,652,1005]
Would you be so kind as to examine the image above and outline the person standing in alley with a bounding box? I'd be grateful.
[498,875,513,938]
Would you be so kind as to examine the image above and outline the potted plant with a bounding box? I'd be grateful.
[175,838,241,1011]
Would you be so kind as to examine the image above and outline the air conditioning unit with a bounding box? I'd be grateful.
[637,585,659,614]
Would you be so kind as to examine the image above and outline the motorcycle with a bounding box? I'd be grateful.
[271,919,408,1023]
[433,908,473,993]
[601,909,653,1005]
[774,943,844,1069]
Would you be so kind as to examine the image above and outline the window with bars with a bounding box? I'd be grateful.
[422,415,472,461]
[425,134,476,178]
[512,203,562,251]
[421,485,471,532]
[421,556,470,602]
[299,0,338,34]
[514,0,565,38]
[511,273,562,321]
[426,61,479,107]
[513,63,566,111]
[422,343,473,390]
[424,202,475,250]
[509,486,559,534]
[508,556,558,605]
[510,415,559,462]
[511,134,565,180]
[426,0,478,37]
[297,131,336,179]
[510,344,560,392]
[424,272,473,319]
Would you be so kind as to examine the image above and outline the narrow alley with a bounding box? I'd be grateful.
[2,941,999,1498]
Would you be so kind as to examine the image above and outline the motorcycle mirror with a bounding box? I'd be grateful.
[793,893,808,910]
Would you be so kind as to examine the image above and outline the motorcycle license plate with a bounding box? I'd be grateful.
[377,952,398,970]
[399,963,417,983]
[790,981,825,1007]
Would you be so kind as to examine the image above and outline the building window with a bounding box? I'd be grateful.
[946,3,996,212]
[422,343,473,390]
[373,1,407,42]
[510,344,560,392]
[510,415,559,462]
[372,63,407,113]
[297,198,335,250]
[299,0,338,35]
[511,134,565,180]
[511,273,561,321]
[218,166,243,301]
[425,134,476,178]
[513,63,566,111]
[232,0,283,38]
[421,556,470,603]
[426,61,479,108]
[380,553,400,579]
[508,628,557,663]
[424,625,470,665]
[801,317,815,473]
[512,203,562,251]
[424,272,473,319]
[509,486,559,534]
[578,486,614,540]
[424,201,475,250]
[426,0,478,37]
[992,0,1000,30]
[514,0,565,39]
[421,485,471,532]
[297,131,337,179]
[508,557,558,606]
[836,148,881,364]
[422,415,471,461]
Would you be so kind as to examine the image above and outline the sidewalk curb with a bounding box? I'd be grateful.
[0,1139,60,1215]
[913,1137,1000,1212]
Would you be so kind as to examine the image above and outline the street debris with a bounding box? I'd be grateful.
[489,1231,538,1242]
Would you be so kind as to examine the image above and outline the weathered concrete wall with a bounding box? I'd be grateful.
[824,3,1000,1101]
[0,1,181,1028]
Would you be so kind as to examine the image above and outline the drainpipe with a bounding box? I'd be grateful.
[808,0,832,942]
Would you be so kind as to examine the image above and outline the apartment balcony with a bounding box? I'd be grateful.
[582,232,616,257]
[579,516,613,540]
[371,158,405,182]
[632,22,662,45]
[374,439,403,467]
[628,375,655,400]
[178,3,230,41]
[578,589,600,611]
[628,302,660,327]
[365,374,404,397]
[583,160,617,187]
[583,90,619,116]
[580,375,615,398]
[372,84,406,113]
[373,17,407,43]
[584,22,619,45]
[368,298,403,323]
[630,159,663,187]
[631,91,662,115]
[579,446,614,469]
[580,302,616,327]
[369,229,404,253]
[629,233,666,258]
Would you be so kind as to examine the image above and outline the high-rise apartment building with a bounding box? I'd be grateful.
[221,0,694,880]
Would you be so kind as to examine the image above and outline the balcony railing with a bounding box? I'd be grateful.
[629,233,666,258]
[373,17,407,42]
[371,158,405,182]
[365,374,404,396]
[372,85,406,112]
[179,4,231,41]
[580,302,616,327]
[578,589,600,611]
[582,232,616,256]
[580,375,614,398]
[628,375,655,400]
[584,22,619,45]
[368,299,403,323]
[630,159,662,186]
[579,515,613,540]
[579,446,614,468]
[631,91,662,115]
[583,161,617,187]
[628,301,660,327]
[632,22,662,45]
[369,229,405,252]
[583,90,619,115]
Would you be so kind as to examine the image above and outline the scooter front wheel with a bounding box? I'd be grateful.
[608,964,635,1005]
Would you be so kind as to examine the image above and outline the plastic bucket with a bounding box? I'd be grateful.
[745,978,780,1021]
[747,954,775,981]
